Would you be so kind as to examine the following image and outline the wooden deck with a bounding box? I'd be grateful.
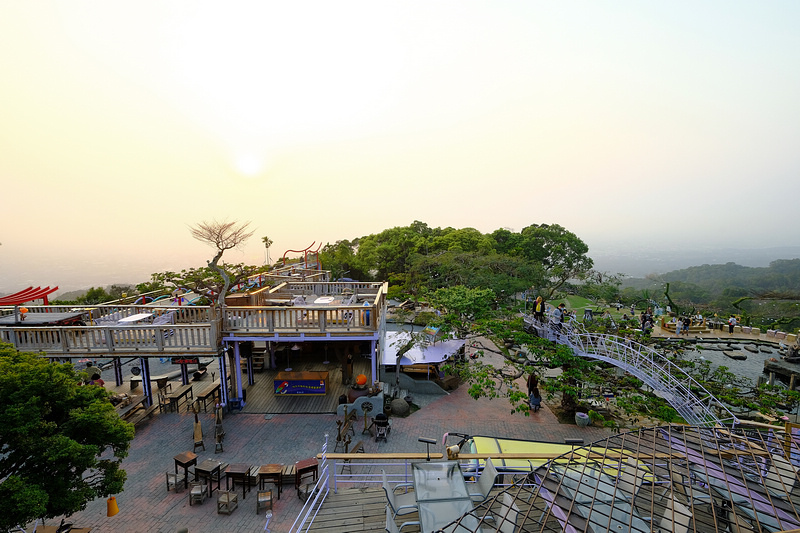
[104,351,372,415]
[240,353,372,414]
[305,485,548,533]
[306,488,387,533]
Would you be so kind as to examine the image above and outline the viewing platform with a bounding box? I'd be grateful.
[0,281,387,358]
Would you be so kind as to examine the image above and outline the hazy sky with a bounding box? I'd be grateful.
[2,1,799,294]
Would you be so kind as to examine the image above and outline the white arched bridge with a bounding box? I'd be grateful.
[523,314,739,427]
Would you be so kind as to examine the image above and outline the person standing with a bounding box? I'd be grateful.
[553,303,566,333]
[675,317,683,336]
[728,315,737,334]
[533,296,545,323]
[527,373,538,396]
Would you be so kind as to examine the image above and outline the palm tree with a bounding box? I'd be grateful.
[261,236,273,265]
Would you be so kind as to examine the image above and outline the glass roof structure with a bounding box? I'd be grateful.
[448,425,800,533]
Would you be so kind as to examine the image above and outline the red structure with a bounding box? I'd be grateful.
[281,242,322,270]
[0,286,59,306]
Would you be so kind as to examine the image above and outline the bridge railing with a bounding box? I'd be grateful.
[524,315,738,427]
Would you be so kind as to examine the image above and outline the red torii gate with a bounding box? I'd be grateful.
[0,286,59,306]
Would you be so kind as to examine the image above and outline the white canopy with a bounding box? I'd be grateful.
[381,331,465,366]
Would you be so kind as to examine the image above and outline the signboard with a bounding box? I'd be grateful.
[274,379,327,395]
[171,357,200,365]
[273,371,328,396]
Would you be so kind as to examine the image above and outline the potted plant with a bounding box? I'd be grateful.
[575,412,591,427]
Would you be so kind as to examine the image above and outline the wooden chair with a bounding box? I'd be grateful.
[157,390,171,414]
[188,481,206,505]
[166,471,185,493]
[256,489,273,514]
[217,490,238,515]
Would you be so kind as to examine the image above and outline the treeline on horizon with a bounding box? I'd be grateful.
[54,220,800,331]
[621,259,800,326]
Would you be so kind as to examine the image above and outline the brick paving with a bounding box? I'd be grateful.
[50,378,610,533]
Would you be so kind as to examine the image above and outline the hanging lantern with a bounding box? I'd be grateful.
[107,496,119,517]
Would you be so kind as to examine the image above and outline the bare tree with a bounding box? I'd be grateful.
[190,220,255,307]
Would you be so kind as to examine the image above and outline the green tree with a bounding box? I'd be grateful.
[430,286,496,338]
[517,223,594,298]
[0,344,134,529]
[319,239,366,281]
[76,287,113,304]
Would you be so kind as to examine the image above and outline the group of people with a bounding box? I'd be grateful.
[531,296,571,334]
[674,315,693,335]
[639,308,654,334]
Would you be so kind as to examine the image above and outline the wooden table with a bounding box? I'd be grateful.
[167,383,194,412]
[116,395,148,420]
[194,458,222,498]
[173,451,197,490]
[258,464,283,499]
[295,457,319,493]
[196,380,221,412]
[226,463,251,499]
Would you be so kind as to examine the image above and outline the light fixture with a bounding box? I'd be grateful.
[286,343,300,371]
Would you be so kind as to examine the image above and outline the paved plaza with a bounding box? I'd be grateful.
[49,378,610,533]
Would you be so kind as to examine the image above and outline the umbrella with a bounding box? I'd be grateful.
[192,401,204,450]
[214,403,225,452]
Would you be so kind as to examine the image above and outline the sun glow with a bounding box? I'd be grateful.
[234,153,264,177]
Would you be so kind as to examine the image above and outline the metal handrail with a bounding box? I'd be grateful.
[524,315,739,427]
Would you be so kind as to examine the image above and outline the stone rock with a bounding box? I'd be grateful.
[390,398,410,417]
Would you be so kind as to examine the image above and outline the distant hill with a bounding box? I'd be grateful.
[56,289,90,301]
[621,258,800,300]
[591,246,800,278]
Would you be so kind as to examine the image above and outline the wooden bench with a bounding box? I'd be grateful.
[281,464,296,486]
[341,440,365,474]
[127,403,158,426]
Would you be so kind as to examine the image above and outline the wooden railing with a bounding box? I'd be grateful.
[0,305,211,324]
[0,324,216,355]
[0,283,386,354]
[225,304,378,333]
